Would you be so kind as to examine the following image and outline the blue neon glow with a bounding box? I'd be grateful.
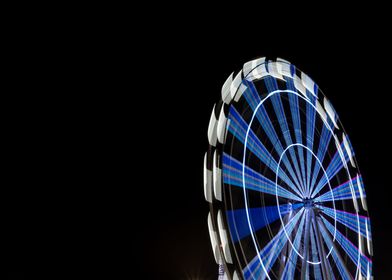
[242,80,304,193]
[304,85,318,196]
[286,78,309,196]
[318,205,371,240]
[309,119,334,193]
[318,220,352,280]
[227,106,303,198]
[222,153,302,201]
[321,216,372,276]
[311,140,352,198]
[243,209,305,280]
[207,60,373,279]
[226,203,303,242]
[281,212,307,280]
[310,224,322,279]
[264,75,306,194]
[315,175,364,203]
[286,77,309,184]
[326,258,337,280]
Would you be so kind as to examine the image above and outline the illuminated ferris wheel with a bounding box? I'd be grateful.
[204,57,373,280]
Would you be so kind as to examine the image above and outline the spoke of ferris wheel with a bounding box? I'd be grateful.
[305,89,318,196]
[228,106,304,198]
[320,215,372,277]
[241,80,305,195]
[278,212,291,277]
[226,203,303,242]
[317,217,352,280]
[255,208,305,280]
[325,259,337,280]
[264,75,307,194]
[243,208,305,280]
[285,74,317,198]
[280,209,307,280]
[314,175,363,203]
[309,120,334,194]
[309,221,323,280]
[300,209,311,280]
[317,205,371,240]
[286,77,309,195]
[228,105,303,196]
[287,91,308,197]
[310,140,351,198]
[222,153,302,201]
[311,210,331,280]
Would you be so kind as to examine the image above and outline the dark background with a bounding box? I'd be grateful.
[4,7,391,280]
[136,13,392,280]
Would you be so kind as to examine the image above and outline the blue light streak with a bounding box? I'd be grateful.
[321,216,372,276]
[281,212,307,279]
[310,225,322,279]
[287,82,307,185]
[286,75,315,197]
[318,219,353,280]
[311,140,351,198]
[309,119,334,194]
[228,105,304,198]
[315,175,364,203]
[222,153,302,201]
[318,205,371,240]
[242,80,304,195]
[265,75,306,194]
[305,85,318,196]
[226,203,303,242]
[243,209,305,280]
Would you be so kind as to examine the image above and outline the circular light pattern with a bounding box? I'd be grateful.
[204,57,373,280]
[275,143,336,265]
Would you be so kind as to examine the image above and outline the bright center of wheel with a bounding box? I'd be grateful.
[303,198,314,208]
[275,143,337,264]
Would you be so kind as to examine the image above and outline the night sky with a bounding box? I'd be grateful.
[5,9,391,280]
[137,16,391,279]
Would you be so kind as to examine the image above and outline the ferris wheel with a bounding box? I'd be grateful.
[204,57,373,280]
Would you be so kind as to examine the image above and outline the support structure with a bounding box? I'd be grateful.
[317,216,351,279]
[300,209,311,280]
[312,209,331,280]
